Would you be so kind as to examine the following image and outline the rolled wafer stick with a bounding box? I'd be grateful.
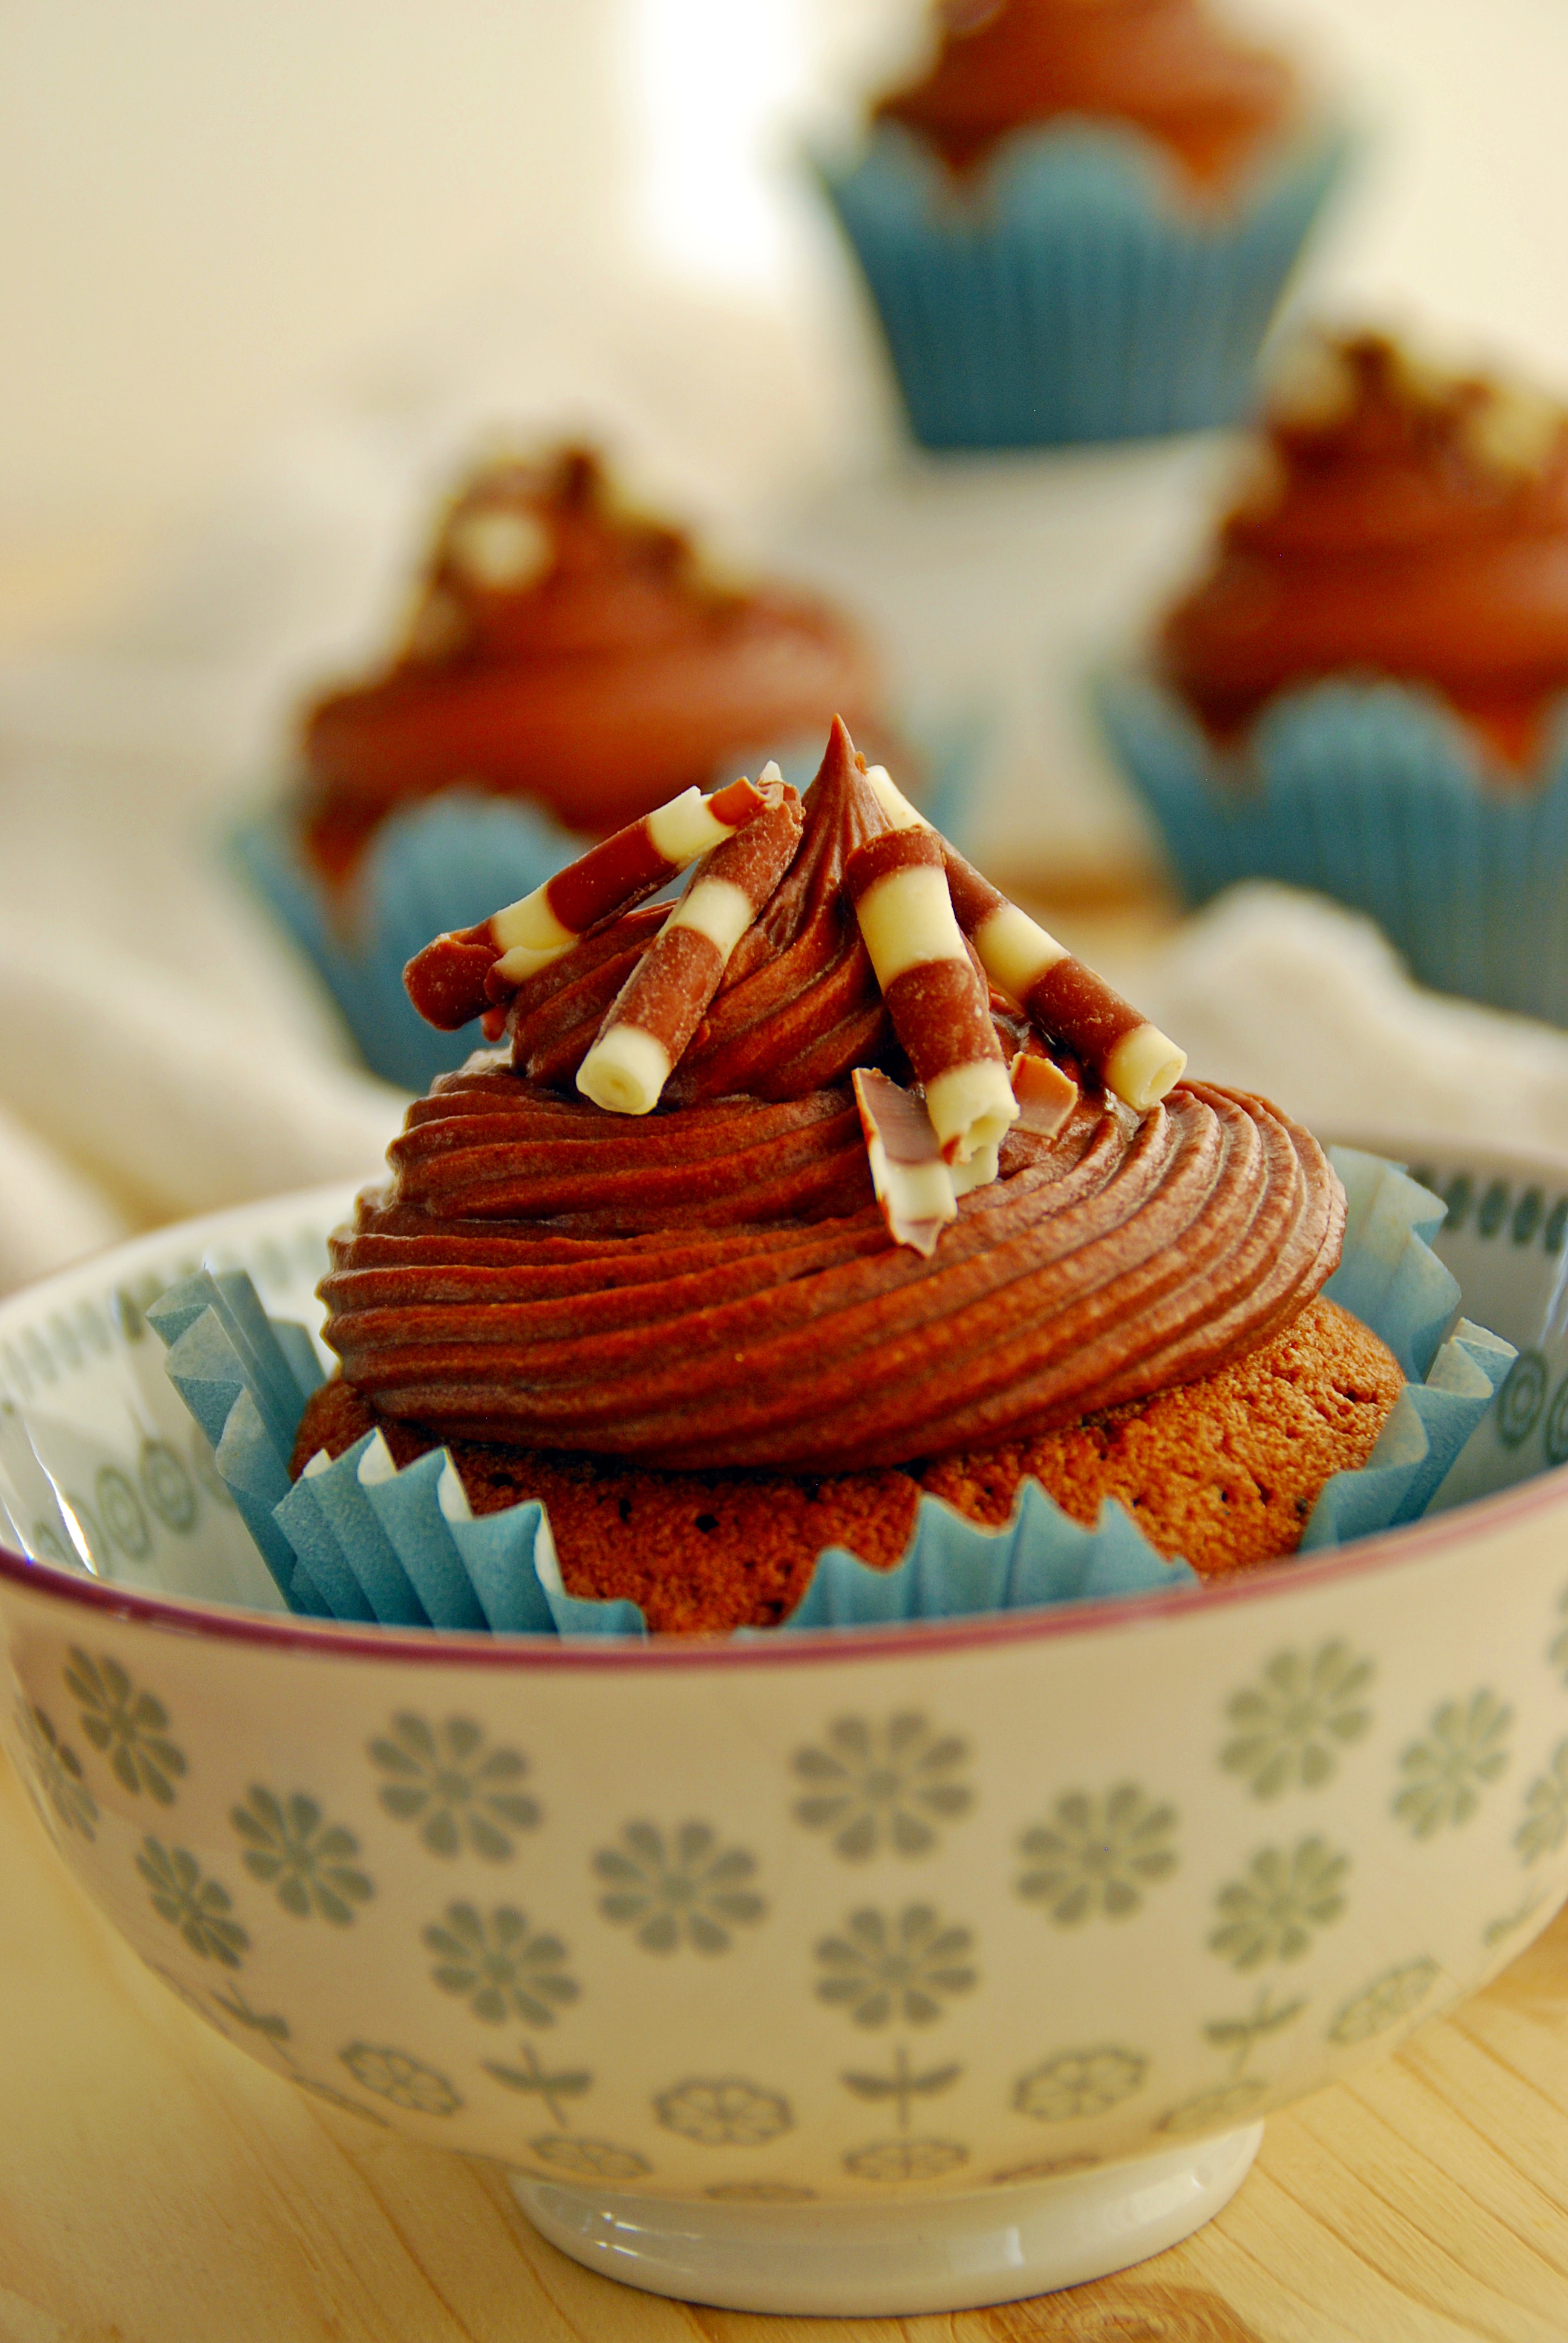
[860,764,1184,1114]
[851,1067,956,1257]
[577,787,805,1115]
[403,769,771,1031]
[844,827,1018,1179]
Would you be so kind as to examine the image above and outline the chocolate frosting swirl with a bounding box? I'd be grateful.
[1161,335,1568,764]
[877,0,1298,191]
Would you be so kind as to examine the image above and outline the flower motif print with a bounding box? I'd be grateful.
[843,2137,967,2183]
[136,1838,249,1968]
[653,2077,794,2146]
[1013,2048,1147,2124]
[1394,1691,1512,1838]
[1209,1838,1348,1970]
[1016,1785,1177,1925]
[230,1788,374,1925]
[593,1821,765,1954]
[528,2136,650,2181]
[1516,1740,1568,1865]
[814,1904,976,2028]
[65,1647,186,1803]
[1220,1642,1374,1798]
[791,1712,972,1860]
[368,1712,539,1860]
[16,1702,97,1840]
[1329,1958,1440,2045]
[425,1902,578,2027]
[339,2043,462,2115]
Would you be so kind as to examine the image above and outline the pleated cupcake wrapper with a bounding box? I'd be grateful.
[144,1150,1511,1639]
[813,119,1348,450]
[233,722,988,1095]
[1097,670,1568,1026]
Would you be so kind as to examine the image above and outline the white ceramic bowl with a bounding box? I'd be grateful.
[2,1144,1567,2316]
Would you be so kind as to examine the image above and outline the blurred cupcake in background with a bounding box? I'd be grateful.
[814,0,1349,450]
[1098,329,1568,1024]
[235,445,892,1089]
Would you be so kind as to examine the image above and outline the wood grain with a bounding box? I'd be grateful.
[2,1746,1567,2343]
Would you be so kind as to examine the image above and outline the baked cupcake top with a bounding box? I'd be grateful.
[875,0,1299,191]
[298,447,883,881]
[318,721,1343,1471]
[1160,332,1568,764]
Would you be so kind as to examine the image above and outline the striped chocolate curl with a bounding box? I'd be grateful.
[844,825,1018,1178]
[402,770,769,1031]
[851,1067,955,1257]
[577,787,805,1115]
[863,765,1185,1113]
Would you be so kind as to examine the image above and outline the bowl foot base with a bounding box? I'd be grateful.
[509,2120,1264,2315]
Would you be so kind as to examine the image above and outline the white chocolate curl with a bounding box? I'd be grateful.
[852,1068,956,1257]
[861,766,1185,1115]
[577,780,803,1115]
[489,771,771,985]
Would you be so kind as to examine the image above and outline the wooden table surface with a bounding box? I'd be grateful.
[4,1749,1568,2343]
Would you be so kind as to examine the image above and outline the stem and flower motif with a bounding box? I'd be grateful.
[593,1821,765,1955]
[1329,1958,1440,2046]
[1016,1785,1177,1926]
[1156,1991,1304,2135]
[338,2043,462,2115]
[136,1838,249,1967]
[843,2138,967,2183]
[1516,1740,1568,1865]
[368,1713,539,1860]
[483,2042,593,2128]
[814,1904,976,2028]
[653,2077,794,2146]
[16,1702,97,1840]
[65,1648,186,1803]
[1219,1643,1374,1799]
[843,2046,961,2128]
[528,2137,651,2181]
[211,1985,293,2055]
[791,1712,972,1860]
[1209,1839,1348,1970]
[230,1788,374,1925]
[1013,2048,1147,2124]
[1394,1691,1512,1838]
[425,1902,578,2026]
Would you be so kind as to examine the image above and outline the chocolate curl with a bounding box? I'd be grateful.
[861,765,1185,1115]
[577,788,805,1115]
[402,769,769,1031]
[844,827,1018,1182]
[851,1068,956,1258]
[1010,1049,1078,1138]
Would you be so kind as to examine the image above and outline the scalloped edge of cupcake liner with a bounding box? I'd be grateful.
[1096,669,1568,1024]
[233,720,990,1096]
[128,1150,1512,1639]
[812,119,1350,447]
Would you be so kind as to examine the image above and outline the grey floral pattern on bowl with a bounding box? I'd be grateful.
[338,2043,462,2115]
[843,2137,967,2183]
[1013,2048,1148,2123]
[1209,1840,1348,1970]
[230,1788,374,1925]
[483,2043,593,2125]
[529,2135,651,2181]
[1016,1786,1178,1926]
[65,1648,186,1804]
[368,1712,540,1860]
[791,1713,972,1861]
[1394,1691,1512,1838]
[1328,1957,1440,2045]
[136,1838,249,1968]
[814,1905,976,2028]
[17,1701,97,1841]
[1219,1643,1374,1800]
[1515,1742,1568,1865]
[654,2077,794,2146]
[593,1822,765,1955]
[425,1902,578,2026]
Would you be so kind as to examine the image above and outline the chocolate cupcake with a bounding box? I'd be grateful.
[814,0,1348,448]
[1099,330,1568,1023]
[270,717,1466,1636]
[235,448,888,1092]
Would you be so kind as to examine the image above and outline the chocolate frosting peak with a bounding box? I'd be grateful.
[877,0,1298,189]
[1161,333,1568,761]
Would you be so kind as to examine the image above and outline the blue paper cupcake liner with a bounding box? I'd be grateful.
[146,1151,1512,1640]
[233,722,987,1095]
[1097,670,1568,1026]
[813,119,1349,450]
